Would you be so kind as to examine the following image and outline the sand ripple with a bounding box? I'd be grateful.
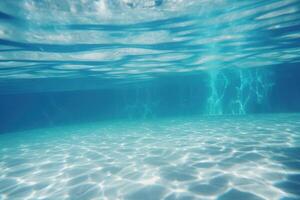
[1,114,300,199]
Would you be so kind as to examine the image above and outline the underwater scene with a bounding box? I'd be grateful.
[1,0,300,199]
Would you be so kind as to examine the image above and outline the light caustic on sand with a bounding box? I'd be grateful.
[0,114,300,200]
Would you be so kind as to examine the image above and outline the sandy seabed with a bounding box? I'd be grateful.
[0,114,300,200]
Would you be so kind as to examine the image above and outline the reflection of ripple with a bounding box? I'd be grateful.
[1,1,300,82]
[0,114,300,199]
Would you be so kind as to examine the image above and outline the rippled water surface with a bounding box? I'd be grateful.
[0,0,300,81]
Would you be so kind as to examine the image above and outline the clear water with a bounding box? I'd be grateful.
[0,1,300,200]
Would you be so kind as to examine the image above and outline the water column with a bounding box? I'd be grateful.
[206,70,229,115]
[230,69,274,114]
[203,6,274,115]
[206,68,274,115]
[204,19,227,115]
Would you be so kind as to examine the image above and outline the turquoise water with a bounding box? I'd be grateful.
[1,0,300,200]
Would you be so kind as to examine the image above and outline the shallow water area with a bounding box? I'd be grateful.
[1,0,300,199]
[1,114,300,200]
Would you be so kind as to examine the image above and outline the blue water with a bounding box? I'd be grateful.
[1,0,300,199]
